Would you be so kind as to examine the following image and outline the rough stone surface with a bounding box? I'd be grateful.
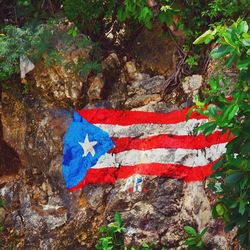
[33,60,85,104]
[182,75,203,102]
[207,57,238,95]
[31,26,91,105]
[101,53,128,108]
[87,73,105,101]
[0,38,235,249]
[125,74,165,109]
[133,22,176,76]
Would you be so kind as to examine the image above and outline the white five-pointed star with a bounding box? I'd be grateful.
[79,134,98,157]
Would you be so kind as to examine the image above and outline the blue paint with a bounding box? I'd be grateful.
[62,112,114,189]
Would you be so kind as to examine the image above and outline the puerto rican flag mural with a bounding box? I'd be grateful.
[62,108,232,192]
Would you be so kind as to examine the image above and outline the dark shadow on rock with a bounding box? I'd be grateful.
[0,139,22,177]
[0,85,21,176]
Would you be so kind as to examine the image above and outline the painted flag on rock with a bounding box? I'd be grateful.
[62,108,232,192]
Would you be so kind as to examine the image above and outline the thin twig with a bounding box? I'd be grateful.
[163,28,188,96]
[47,0,54,15]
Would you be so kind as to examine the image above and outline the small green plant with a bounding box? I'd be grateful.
[96,213,168,250]
[184,226,208,250]
[95,212,125,250]
[185,55,199,71]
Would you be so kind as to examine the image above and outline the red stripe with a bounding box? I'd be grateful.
[68,161,218,192]
[110,131,233,153]
[77,108,206,125]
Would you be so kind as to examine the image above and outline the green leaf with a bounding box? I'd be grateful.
[193,29,215,44]
[160,5,172,12]
[241,141,250,154]
[220,104,239,124]
[212,160,223,170]
[223,31,237,49]
[239,200,246,215]
[0,199,6,207]
[224,53,237,67]
[184,237,196,246]
[238,21,249,33]
[237,58,250,70]
[215,203,225,216]
[203,123,217,136]
[224,172,243,184]
[138,7,153,28]
[228,105,239,120]
[195,120,216,136]
[184,226,197,236]
[209,77,219,91]
[196,240,203,247]
[200,227,208,237]
[207,104,219,117]
[114,212,122,226]
[117,7,127,22]
[185,106,195,121]
[224,223,235,232]
[99,225,107,233]
[158,11,173,26]
[210,45,231,59]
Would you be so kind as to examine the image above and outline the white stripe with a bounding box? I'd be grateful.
[94,119,208,138]
[92,143,226,169]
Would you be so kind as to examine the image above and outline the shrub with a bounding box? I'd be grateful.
[193,19,250,248]
[0,20,100,81]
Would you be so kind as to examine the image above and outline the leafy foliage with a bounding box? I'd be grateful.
[63,0,116,37]
[117,0,153,29]
[95,212,126,250]
[1,0,249,82]
[184,226,207,249]
[177,0,249,72]
[201,0,249,19]
[193,19,250,248]
[63,0,177,39]
[96,212,167,250]
[0,20,100,81]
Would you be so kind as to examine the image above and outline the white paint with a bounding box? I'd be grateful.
[92,143,227,169]
[94,119,208,138]
[79,134,98,157]
[20,55,35,78]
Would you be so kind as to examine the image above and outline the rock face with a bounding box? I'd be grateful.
[0,42,233,249]
[133,23,176,77]
[182,75,203,102]
[32,43,91,105]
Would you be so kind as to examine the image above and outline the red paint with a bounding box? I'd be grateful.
[68,161,219,192]
[77,108,206,125]
[110,131,233,153]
